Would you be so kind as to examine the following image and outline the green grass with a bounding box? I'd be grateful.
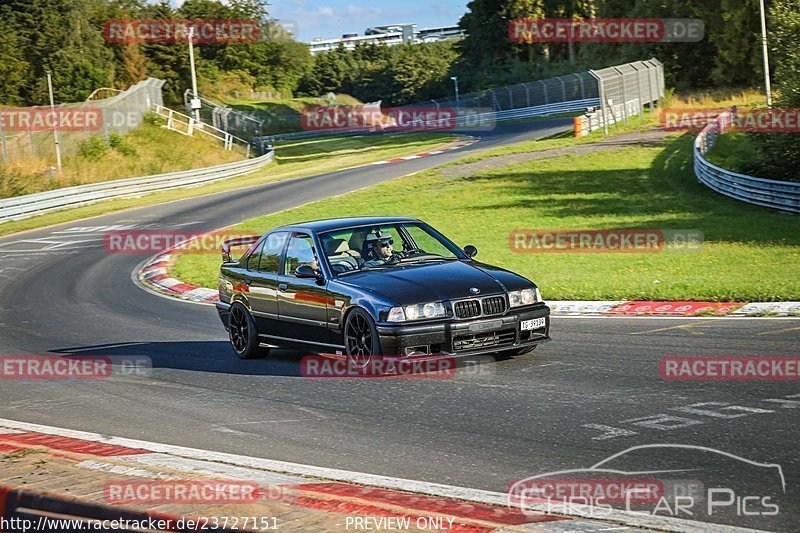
[704,132,760,173]
[0,119,244,199]
[0,133,454,237]
[172,132,800,302]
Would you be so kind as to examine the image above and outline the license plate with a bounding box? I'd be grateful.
[520,318,546,331]
[469,320,503,333]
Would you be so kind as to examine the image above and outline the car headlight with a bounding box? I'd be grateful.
[508,288,541,308]
[387,301,447,322]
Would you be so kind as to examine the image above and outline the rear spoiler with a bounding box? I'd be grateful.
[221,235,260,263]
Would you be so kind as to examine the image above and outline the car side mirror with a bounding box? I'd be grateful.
[464,245,478,258]
[295,265,322,279]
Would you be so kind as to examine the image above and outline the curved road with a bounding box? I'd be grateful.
[0,119,798,531]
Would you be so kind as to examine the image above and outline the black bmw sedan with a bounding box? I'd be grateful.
[216,216,550,363]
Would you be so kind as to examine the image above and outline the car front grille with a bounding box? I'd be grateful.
[453,295,507,319]
[481,296,507,316]
[453,328,516,352]
[454,299,481,319]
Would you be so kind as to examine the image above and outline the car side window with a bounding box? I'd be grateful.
[259,232,288,273]
[246,239,265,271]
[283,233,318,277]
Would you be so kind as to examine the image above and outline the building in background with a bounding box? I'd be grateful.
[308,24,464,55]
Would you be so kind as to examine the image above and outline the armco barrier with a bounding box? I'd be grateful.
[694,109,800,214]
[264,98,601,142]
[0,484,241,532]
[0,150,273,224]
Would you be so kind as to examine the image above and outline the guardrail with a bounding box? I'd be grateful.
[694,109,800,214]
[263,98,601,142]
[0,150,273,224]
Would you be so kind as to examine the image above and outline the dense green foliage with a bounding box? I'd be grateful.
[296,41,459,105]
[0,0,311,105]
[742,0,800,181]
[1,0,797,179]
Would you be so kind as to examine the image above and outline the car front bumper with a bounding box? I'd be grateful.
[375,303,551,357]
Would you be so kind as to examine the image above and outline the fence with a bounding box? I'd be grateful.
[263,58,664,142]
[0,78,165,163]
[0,150,273,224]
[575,99,642,136]
[418,58,663,119]
[694,109,800,214]
[152,104,251,155]
[185,91,265,145]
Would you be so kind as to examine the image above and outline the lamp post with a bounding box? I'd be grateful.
[450,76,460,107]
[187,27,201,122]
[46,71,63,176]
[758,0,772,107]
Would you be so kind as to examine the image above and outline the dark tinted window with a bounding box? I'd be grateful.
[246,239,265,271]
[259,232,288,273]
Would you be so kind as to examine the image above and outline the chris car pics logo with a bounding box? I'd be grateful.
[508,444,784,519]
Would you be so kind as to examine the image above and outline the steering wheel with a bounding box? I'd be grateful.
[401,248,425,258]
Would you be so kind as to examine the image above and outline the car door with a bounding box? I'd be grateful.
[275,232,333,347]
[245,231,288,333]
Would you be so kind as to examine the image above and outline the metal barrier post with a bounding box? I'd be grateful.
[575,74,585,100]
[613,68,629,125]
[28,119,35,156]
[588,70,607,136]
[631,63,645,119]
[0,118,7,162]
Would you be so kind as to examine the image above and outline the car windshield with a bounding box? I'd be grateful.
[318,223,462,274]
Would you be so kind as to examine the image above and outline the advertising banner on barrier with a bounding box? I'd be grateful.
[604,301,743,316]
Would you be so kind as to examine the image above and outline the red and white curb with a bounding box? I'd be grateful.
[138,252,219,304]
[549,300,800,317]
[365,136,478,166]
[0,418,758,533]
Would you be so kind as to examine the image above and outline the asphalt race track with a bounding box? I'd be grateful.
[1,119,798,531]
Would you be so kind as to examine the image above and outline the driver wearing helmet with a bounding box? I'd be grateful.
[361,232,398,268]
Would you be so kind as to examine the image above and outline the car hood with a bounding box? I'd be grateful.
[337,260,530,305]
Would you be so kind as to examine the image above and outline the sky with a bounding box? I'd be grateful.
[171,0,468,42]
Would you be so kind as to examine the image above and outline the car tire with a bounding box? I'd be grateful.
[344,308,381,370]
[228,302,270,360]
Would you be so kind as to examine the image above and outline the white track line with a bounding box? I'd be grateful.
[0,418,764,533]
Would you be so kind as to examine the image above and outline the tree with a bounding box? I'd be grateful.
[0,27,30,104]
[744,0,800,181]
